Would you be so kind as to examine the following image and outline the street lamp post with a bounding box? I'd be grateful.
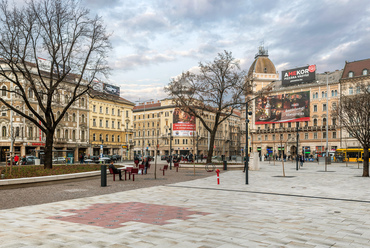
[136,99,153,157]
[296,122,300,170]
[325,72,329,172]
[169,125,172,170]
[244,101,252,185]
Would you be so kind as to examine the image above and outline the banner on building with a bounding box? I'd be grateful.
[255,91,310,124]
[173,108,196,136]
[92,80,120,96]
[282,65,316,86]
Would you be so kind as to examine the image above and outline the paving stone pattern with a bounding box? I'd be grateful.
[1,161,370,247]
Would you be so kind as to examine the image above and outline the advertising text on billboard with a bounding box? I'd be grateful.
[255,91,310,124]
[282,65,316,86]
[173,108,196,136]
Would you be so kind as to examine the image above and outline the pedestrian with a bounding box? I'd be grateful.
[144,157,149,174]
[21,155,27,165]
[14,154,19,166]
[201,154,203,162]
[300,155,304,167]
[109,161,122,180]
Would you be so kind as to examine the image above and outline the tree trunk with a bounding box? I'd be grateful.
[363,146,369,177]
[44,131,54,169]
[206,131,216,164]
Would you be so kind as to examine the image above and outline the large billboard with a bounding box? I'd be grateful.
[173,108,196,136]
[92,80,120,96]
[255,91,310,124]
[282,65,316,86]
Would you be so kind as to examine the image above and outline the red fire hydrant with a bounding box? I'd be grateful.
[216,169,220,184]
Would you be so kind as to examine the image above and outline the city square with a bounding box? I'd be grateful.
[1,160,370,247]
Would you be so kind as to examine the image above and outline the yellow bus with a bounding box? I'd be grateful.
[335,148,370,162]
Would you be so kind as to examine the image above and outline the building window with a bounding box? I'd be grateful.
[65,129,68,140]
[93,105,96,112]
[349,87,353,95]
[99,119,103,127]
[2,126,6,137]
[265,135,268,140]
[112,121,115,128]
[313,93,315,99]
[333,132,337,138]
[322,91,325,98]
[335,90,337,96]
[81,114,85,123]
[305,133,308,139]
[100,106,103,113]
[118,121,120,128]
[331,90,334,97]
[356,86,361,94]
[314,132,317,139]
[112,135,115,142]
[323,104,327,111]
[126,110,129,117]
[93,133,96,141]
[264,124,268,129]
[72,130,76,140]
[323,132,326,139]
[112,108,115,115]
[64,113,69,122]
[93,119,96,127]
[117,135,120,142]
[28,88,33,98]
[288,134,291,139]
[72,113,76,122]
[348,71,354,78]
[280,134,283,140]
[106,120,109,128]
[99,134,102,141]
[81,98,85,107]
[81,131,85,141]
[332,118,336,126]
[288,122,291,128]
[106,107,109,114]
[272,134,275,140]
[105,134,109,142]
[323,118,327,126]
[314,119,317,126]
[363,69,368,76]
[1,86,7,97]
[314,105,317,112]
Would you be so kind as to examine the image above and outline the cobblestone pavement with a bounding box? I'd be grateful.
[1,161,370,247]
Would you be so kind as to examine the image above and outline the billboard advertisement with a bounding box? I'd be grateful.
[92,80,120,96]
[282,65,316,86]
[255,91,310,124]
[173,108,196,136]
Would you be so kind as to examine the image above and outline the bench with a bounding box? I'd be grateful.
[174,163,180,172]
[138,164,145,174]
[160,164,168,176]
[108,167,119,181]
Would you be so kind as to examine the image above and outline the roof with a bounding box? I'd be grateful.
[247,47,277,78]
[89,90,135,106]
[342,58,370,79]
[133,102,161,111]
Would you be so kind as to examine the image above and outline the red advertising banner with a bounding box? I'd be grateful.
[173,108,196,136]
[255,91,310,124]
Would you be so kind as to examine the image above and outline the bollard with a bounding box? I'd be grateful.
[101,164,107,187]
[223,160,227,170]
[216,169,220,184]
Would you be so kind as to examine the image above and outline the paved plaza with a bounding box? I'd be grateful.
[1,161,370,247]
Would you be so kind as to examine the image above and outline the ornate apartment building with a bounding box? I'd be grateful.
[88,91,135,159]
[133,99,241,158]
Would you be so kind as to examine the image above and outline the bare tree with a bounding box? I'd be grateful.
[0,0,111,169]
[166,51,267,164]
[333,81,370,176]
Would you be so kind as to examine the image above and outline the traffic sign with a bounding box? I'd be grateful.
[100,145,103,149]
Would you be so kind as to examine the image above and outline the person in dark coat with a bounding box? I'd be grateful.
[109,161,122,180]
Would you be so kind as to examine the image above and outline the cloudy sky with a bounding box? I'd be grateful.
[82,0,370,103]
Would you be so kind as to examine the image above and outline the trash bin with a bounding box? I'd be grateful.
[223,160,227,170]
[34,158,40,165]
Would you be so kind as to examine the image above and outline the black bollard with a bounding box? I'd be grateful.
[101,164,107,187]
[223,160,227,170]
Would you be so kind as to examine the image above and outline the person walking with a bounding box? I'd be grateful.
[21,155,27,165]
[14,155,19,166]
[300,155,304,167]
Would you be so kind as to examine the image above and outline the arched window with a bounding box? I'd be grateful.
[363,69,368,76]
[2,126,7,137]
[64,113,69,122]
[111,135,115,142]
[322,91,325,98]
[57,129,61,138]
[81,114,85,123]
[105,134,109,142]
[93,133,96,141]
[81,130,85,141]
[117,135,120,142]
[315,92,318,98]
[323,118,327,126]
[99,134,102,141]
[348,71,354,78]
[335,90,337,96]
[65,130,69,140]
[72,113,76,122]
[72,130,76,140]
[81,98,85,107]
[1,86,6,97]
[15,127,20,137]
[313,93,315,99]
[331,90,334,97]
[313,119,318,126]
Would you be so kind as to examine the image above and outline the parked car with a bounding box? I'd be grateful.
[26,156,37,165]
[112,154,121,161]
[52,157,66,163]
[161,155,169,160]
